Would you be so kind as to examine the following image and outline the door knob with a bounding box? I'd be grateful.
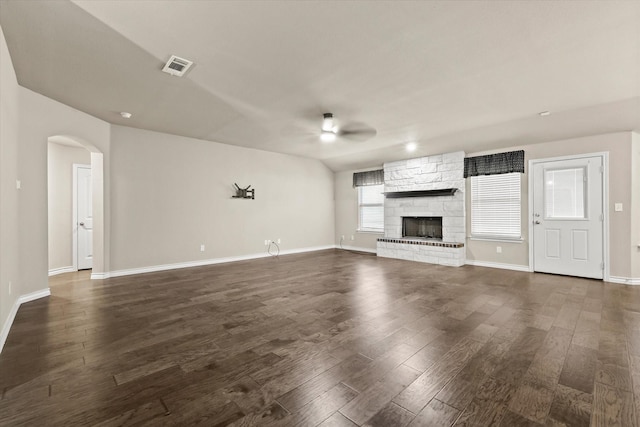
[534,220,541,225]
[79,222,85,226]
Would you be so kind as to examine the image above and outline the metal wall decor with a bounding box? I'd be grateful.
[232,183,255,199]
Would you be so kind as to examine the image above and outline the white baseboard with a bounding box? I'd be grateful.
[608,276,640,285]
[465,262,640,284]
[465,259,531,272]
[279,245,336,256]
[0,288,51,354]
[338,245,377,254]
[48,266,76,276]
[92,245,337,279]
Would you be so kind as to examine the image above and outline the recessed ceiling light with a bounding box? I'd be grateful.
[539,111,551,117]
[120,111,132,119]
[406,142,417,152]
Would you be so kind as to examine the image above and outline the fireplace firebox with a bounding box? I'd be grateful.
[402,216,443,240]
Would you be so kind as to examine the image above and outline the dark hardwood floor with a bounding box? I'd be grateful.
[1,249,639,426]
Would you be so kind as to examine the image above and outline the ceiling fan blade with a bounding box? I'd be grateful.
[338,122,377,142]
[281,124,319,138]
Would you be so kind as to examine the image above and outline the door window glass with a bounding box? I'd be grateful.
[544,168,586,219]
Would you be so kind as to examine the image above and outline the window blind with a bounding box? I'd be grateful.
[470,173,521,239]
[358,184,384,231]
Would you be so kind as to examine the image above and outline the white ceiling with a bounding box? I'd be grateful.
[1,0,639,171]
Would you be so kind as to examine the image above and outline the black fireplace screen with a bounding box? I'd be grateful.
[402,217,443,239]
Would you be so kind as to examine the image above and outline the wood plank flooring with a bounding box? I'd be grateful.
[1,249,640,426]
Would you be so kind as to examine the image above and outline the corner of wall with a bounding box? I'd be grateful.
[0,288,51,353]
[0,23,23,354]
[334,168,383,252]
[631,132,640,279]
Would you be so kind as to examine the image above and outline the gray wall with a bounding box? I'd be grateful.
[3,52,335,350]
[0,25,20,342]
[465,132,634,277]
[15,86,336,282]
[334,168,383,252]
[334,132,639,279]
[18,87,111,293]
[3,21,111,346]
[109,125,335,271]
[47,142,91,271]
[3,17,335,344]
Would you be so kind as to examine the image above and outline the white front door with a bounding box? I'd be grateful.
[76,165,93,270]
[532,156,604,279]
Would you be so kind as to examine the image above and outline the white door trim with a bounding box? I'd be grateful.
[72,163,91,272]
[528,152,609,281]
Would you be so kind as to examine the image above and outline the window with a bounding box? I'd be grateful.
[471,173,521,239]
[544,167,586,219]
[358,184,384,232]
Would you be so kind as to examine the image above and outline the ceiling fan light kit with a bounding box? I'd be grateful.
[315,112,376,143]
[321,113,334,131]
[320,130,337,143]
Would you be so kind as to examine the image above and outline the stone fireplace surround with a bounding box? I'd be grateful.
[377,151,466,267]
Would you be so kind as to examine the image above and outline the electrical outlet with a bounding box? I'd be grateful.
[16,180,21,190]
[264,240,269,246]
[350,235,355,241]
[200,244,205,252]
[277,238,281,244]
[341,235,345,241]
[615,203,623,212]
[496,246,502,254]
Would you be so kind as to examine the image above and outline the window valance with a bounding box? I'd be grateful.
[464,150,525,178]
[353,169,384,187]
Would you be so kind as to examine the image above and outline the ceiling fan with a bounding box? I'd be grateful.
[318,112,377,143]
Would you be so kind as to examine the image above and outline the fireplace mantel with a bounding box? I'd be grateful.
[384,188,457,198]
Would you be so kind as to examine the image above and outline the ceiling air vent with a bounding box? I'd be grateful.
[162,55,193,77]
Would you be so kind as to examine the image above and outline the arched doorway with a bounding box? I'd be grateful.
[47,135,105,279]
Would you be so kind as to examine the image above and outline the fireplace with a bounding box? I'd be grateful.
[378,152,465,266]
[402,216,443,240]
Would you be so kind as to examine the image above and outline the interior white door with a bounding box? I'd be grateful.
[77,165,93,270]
[532,156,603,279]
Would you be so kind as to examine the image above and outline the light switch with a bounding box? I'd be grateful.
[614,203,623,212]
[16,180,21,190]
